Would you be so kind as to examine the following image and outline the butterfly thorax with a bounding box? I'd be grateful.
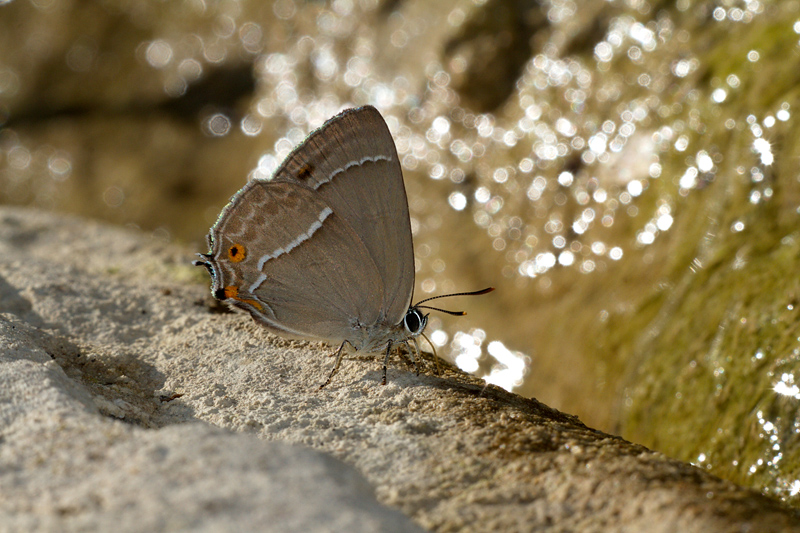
[349,306,428,353]
[353,322,406,353]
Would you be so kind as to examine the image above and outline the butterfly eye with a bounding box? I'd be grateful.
[227,243,247,262]
[404,308,426,335]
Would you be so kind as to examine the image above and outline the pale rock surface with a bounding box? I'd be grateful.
[0,206,798,532]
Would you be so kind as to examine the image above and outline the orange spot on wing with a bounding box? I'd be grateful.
[228,243,247,262]
[223,285,263,310]
[297,163,315,180]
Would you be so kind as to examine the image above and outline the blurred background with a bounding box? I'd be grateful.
[2,0,800,508]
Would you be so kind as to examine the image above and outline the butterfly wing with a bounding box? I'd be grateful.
[201,106,414,345]
[205,179,385,343]
[270,106,415,328]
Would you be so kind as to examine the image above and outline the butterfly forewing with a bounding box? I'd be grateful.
[271,106,415,327]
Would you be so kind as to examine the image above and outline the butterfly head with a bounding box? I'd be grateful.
[403,287,495,343]
[403,307,429,338]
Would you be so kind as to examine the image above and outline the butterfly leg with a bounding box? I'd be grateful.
[381,341,393,385]
[319,340,351,390]
[418,332,441,376]
[406,339,421,376]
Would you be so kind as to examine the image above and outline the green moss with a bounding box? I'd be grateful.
[612,6,800,502]
[622,227,800,502]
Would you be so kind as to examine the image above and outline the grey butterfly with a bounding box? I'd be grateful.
[194,105,492,387]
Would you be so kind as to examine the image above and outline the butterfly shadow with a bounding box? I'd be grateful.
[370,345,581,426]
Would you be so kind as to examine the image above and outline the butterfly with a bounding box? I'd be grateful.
[195,106,492,387]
